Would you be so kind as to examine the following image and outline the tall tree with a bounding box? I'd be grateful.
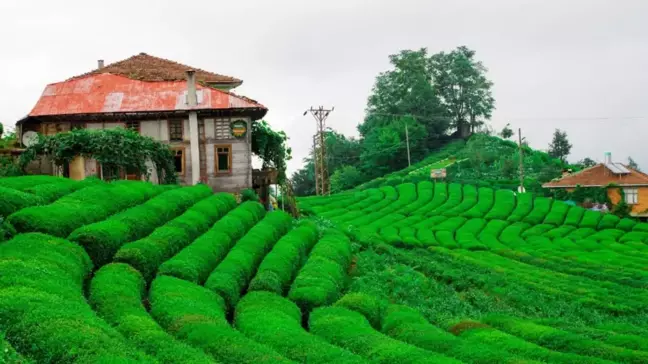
[500,123,513,139]
[548,129,572,163]
[577,157,597,168]
[628,157,641,171]
[361,49,449,147]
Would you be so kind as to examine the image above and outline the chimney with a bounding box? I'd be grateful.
[185,70,197,107]
[97,59,104,69]
[604,152,612,164]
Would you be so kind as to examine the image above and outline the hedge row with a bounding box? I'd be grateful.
[484,315,648,363]
[0,233,153,363]
[309,306,461,364]
[382,305,532,363]
[114,193,236,280]
[234,291,367,363]
[205,210,293,309]
[0,175,68,191]
[149,275,293,364]
[8,182,162,237]
[69,184,213,266]
[461,187,495,218]
[506,193,533,222]
[288,229,354,311]
[483,189,516,220]
[248,221,319,294]
[24,177,103,203]
[0,186,43,217]
[157,201,265,284]
[89,263,215,363]
[444,184,478,216]
[400,181,434,215]
[1,332,31,364]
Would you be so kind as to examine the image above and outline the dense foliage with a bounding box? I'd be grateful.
[19,128,178,183]
[252,120,291,183]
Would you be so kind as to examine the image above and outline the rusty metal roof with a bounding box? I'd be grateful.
[28,73,265,117]
[543,163,648,188]
[70,52,242,86]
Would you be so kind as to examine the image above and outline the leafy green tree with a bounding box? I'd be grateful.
[548,129,572,163]
[429,46,495,138]
[0,123,3,138]
[577,157,597,168]
[361,49,448,146]
[330,166,366,193]
[291,160,315,197]
[501,124,513,139]
[628,157,641,171]
[252,120,291,183]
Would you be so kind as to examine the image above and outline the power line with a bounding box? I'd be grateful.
[305,106,334,196]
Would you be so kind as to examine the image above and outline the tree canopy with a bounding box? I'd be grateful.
[548,129,572,163]
[251,120,291,183]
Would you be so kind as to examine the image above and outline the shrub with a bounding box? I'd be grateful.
[616,218,637,231]
[430,183,463,215]
[335,293,386,329]
[288,229,354,311]
[444,185,478,216]
[204,210,293,309]
[484,189,516,220]
[309,306,461,363]
[542,200,571,225]
[0,175,68,191]
[69,184,212,266]
[416,228,439,246]
[240,188,260,202]
[414,182,448,215]
[0,185,43,217]
[8,182,162,237]
[114,193,236,280]
[543,225,576,239]
[89,263,215,363]
[0,233,153,363]
[400,181,434,215]
[248,221,319,294]
[462,187,495,218]
[157,201,265,284]
[234,291,367,364]
[506,193,533,222]
[24,177,103,203]
[579,210,604,229]
[149,275,292,364]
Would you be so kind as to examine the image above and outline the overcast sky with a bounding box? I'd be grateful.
[1,0,647,174]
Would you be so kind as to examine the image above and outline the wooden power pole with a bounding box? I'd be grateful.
[518,128,525,193]
[305,106,334,195]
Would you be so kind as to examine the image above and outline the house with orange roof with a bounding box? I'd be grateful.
[543,152,648,218]
[15,53,267,192]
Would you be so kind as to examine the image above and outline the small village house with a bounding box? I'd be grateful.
[543,152,648,218]
[15,53,268,193]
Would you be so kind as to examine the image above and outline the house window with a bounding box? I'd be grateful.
[126,121,140,133]
[172,148,185,175]
[215,121,232,139]
[624,188,639,205]
[169,120,183,141]
[215,145,232,174]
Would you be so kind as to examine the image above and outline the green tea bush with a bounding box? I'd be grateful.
[543,225,576,239]
[205,210,293,309]
[288,229,353,311]
[0,233,153,363]
[632,222,648,232]
[0,185,43,217]
[507,193,533,222]
[400,181,434,215]
[542,200,571,225]
[413,215,447,229]
[563,206,585,226]
[69,184,212,266]
[484,190,516,220]
[462,187,495,218]
[616,218,637,231]
[619,231,648,243]
[588,229,624,242]
[431,216,467,232]
[234,291,367,364]
[249,221,319,294]
[566,227,596,241]
[0,175,67,190]
[416,228,439,246]
[397,227,422,247]
[157,201,265,284]
[444,184,478,216]
[520,224,554,238]
[579,210,604,229]
[334,293,386,329]
[309,306,461,364]
[499,222,530,247]
[436,230,459,249]
[89,263,215,363]
[431,183,463,215]
[8,182,161,237]
[24,178,103,203]
[413,182,448,216]
[149,275,292,364]
[114,193,236,280]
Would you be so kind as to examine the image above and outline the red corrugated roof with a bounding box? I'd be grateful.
[543,164,648,188]
[70,53,242,85]
[29,73,265,117]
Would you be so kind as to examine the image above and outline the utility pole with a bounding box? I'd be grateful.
[305,106,334,195]
[312,135,318,196]
[518,128,525,193]
[405,123,411,167]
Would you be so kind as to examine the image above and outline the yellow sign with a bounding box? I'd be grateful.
[231,120,247,138]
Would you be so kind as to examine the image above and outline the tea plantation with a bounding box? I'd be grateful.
[2,173,648,363]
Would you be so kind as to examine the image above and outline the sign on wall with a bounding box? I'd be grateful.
[230,120,248,138]
[430,168,446,179]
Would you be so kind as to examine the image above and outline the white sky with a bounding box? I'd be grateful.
[1,0,647,174]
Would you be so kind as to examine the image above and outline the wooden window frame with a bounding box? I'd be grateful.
[214,144,233,175]
[125,121,141,134]
[624,188,639,205]
[168,120,184,142]
[171,147,186,176]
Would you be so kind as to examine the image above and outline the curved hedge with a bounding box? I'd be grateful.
[114,193,236,280]
[235,291,367,363]
[0,186,43,218]
[0,233,153,363]
[248,221,319,294]
[205,210,293,309]
[149,275,293,364]
[288,229,354,311]
[89,263,215,363]
[69,184,212,266]
[8,182,162,237]
[309,306,461,364]
[157,201,265,284]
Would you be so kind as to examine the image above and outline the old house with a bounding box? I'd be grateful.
[543,152,648,218]
[15,53,267,192]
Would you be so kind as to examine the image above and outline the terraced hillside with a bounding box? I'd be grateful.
[2,175,648,363]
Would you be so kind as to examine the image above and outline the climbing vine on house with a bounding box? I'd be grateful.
[551,184,632,218]
[252,120,291,183]
[19,128,177,184]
